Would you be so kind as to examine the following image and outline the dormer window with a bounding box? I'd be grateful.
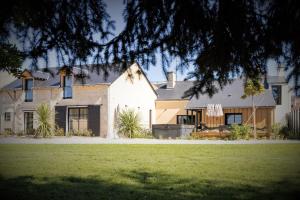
[24,79,33,102]
[63,75,72,99]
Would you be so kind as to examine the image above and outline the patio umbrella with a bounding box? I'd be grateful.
[206,104,214,116]
[206,104,223,117]
[215,104,224,117]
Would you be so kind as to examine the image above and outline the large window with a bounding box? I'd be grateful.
[68,107,88,132]
[63,75,73,99]
[272,85,282,105]
[24,112,34,134]
[24,79,33,102]
[177,115,195,125]
[225,113,242,125]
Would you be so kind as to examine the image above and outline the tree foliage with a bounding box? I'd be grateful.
[117,109,142,138]
[241,78,265,99]
[241,78,264,139]
[0,0,299,96]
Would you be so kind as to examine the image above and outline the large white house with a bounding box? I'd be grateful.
[0,63,157,137]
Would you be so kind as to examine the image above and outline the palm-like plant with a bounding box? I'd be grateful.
[35,103,53,137]
[117,109,141,138]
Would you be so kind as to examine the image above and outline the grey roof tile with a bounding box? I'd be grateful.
[1,65,123,90]
[186,78,276,109]
[156,81,194,100]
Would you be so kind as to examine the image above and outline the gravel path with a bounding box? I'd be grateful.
[0,136,299,144]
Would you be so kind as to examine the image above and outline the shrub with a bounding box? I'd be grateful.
[190,132,229,140]
[35,104,53,138]
[230,124,241,140]
[132,128,153,138]
[69,129,92,137]
[117,109,142,138]
[229,124,251,140]
[54,125,65,136]
[279,126,290,139]
[239,124,251,140]
[271,123,282,139]
[0,129,14,136]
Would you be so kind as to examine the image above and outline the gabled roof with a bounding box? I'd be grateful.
[1,63,158,97]
[155,81,194,100]
[186,78,276,109]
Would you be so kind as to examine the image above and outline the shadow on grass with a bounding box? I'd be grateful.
[0,170,299,200]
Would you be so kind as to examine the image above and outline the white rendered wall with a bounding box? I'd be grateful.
[108,63,157,138]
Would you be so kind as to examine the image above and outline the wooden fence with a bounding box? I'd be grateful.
[288,109,300,137]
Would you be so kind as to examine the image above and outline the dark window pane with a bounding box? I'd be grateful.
[5,112,11,121]
[25,79,33,90]
[225,113,242,125]
[177,115,195,125]
[226,115,235,124]
[24,112,34,134]
[272,85,282,105]
[63,76,72,98]
[25,79,33,102]
[63,87,72,98]
[68,108,88,132]
[25,90,33,101]
[235,115,242,124]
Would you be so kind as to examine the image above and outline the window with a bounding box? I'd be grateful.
[272,85,282,105]
[24,79,33,102]
[24,112,34,134]
[4,112,11,121]
[63,75,72,99]
[68,107,88,132]
[177,115,195,125]
[225,113,242,125]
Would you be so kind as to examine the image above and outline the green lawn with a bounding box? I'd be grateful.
[0,144,300,200]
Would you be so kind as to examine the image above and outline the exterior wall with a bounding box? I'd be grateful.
[0,84,109,137]
[108,63,157,138]
[56,84,109,137]
[269,83,291,125]
[155,100,189,124]
[200,107,275,131]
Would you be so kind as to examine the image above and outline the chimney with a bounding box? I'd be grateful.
[167,71,176,88]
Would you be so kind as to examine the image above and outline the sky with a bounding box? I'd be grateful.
[19,0,285,83]
[104,0,281,82]
[104,0,189,82]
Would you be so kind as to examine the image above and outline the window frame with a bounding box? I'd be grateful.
[225,113,243,125]
[271,85,282,105]
[63,75,73,99]
[176,115,195,125]
[4,112,11,121]
[68,107,88,132]
[24,78,33,102]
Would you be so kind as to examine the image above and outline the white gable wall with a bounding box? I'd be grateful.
[108,63,157,138]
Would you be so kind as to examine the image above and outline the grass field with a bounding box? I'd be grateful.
[0,144,299,200]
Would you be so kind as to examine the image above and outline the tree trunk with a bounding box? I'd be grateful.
[252,96,257,139]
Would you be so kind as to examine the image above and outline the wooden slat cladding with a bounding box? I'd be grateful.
[201,107,275,130]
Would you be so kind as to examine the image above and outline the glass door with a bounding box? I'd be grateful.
[24,112,34,134]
